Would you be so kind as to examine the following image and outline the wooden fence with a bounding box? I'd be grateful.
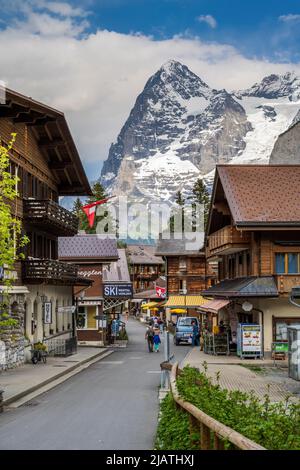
[161,361,266,451]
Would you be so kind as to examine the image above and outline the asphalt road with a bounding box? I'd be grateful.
[0,318,190,450]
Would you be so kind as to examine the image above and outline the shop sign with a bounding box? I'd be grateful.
[43,302,52,324]
[239,324,262,354]
[103,283,133,298]
[273,342,289,353]
[57,306,75,314]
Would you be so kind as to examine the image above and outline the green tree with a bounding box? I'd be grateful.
[168,191,185,233]
[72,197,85,230]
[80,182,115,235]
[189,178,210,230]
[0,134,29,332]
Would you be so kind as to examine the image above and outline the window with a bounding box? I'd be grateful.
[179,257,187,270]
[275,253,300,274]
[76,307,87,329]
[273,317,300,341]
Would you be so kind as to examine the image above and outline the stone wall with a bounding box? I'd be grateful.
[0,294,25,371]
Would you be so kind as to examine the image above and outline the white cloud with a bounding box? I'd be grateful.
[0,2,299,179]
[279,14,300,23]
[196,15,217,29]
[14,12,89,36]
[38,1,89,17]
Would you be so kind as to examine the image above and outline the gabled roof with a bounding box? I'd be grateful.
[202,276,278,298]
[207,165,300,233]
[126,245,164,265]
[155,232,205,256]
[0,88,91,196]
[102,249,130,283]
[58,235,119,261]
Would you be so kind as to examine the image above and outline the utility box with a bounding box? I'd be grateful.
[288,325,300,381]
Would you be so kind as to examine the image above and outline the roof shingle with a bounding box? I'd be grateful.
[58,235,119,260]
[217,165,300,226]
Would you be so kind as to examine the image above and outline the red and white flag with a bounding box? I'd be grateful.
[82,196,115,228]
[156,286,166,298]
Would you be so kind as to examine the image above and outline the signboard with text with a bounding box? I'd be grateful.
[43,302,52,324]
[103,283,133,298]
[237,324,262,358]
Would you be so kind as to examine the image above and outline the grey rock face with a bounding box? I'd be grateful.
[101,61,300,203]
[270,121,300,164]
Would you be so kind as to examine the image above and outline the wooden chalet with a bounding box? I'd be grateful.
[203,164,300,355]
[155,233,216,320]
[0,88,92,367]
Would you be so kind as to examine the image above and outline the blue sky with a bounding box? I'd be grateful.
[0,0,299,179]
[84,0,300,62]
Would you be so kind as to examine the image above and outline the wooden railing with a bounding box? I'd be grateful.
[161,362,265,450]
[24,199,78,236]
[208,225,250,256]
[23,259,79,284]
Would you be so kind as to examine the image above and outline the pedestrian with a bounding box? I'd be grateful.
[191,320,200,347]
[145,324,154,352]
[153,330,161,352]
[158,317,164,334]
[124,310,129,323]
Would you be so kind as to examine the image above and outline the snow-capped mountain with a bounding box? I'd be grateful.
[100,60,300,202]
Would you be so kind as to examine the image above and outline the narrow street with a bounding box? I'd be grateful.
[0,318,190,450]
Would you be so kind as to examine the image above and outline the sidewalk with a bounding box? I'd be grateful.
[182,348,299,403]
[0,347,113,406]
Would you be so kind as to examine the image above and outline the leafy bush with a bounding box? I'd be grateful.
[156,366,300,450]
[33,342,47,351]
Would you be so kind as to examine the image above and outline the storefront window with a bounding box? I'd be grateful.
[274,318,300,341]
[77,307,87,329]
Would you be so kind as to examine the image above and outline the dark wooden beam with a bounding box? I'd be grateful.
[39,138,65,149]
[0,104,30,118]
[58,184,87,194]
[26,116,56,127]
[49,160,73,169]
[13,111,43,123]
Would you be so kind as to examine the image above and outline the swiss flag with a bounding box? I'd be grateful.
[156,286,166,298]
[82,197,114,228]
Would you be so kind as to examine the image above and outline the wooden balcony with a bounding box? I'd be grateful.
[207,225,250,257]
[275,275,300,295]
[23,199,79,236]
[135,272,157,279]
[23,259,89,285]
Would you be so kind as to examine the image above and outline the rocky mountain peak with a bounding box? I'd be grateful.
[100,61,300,206]
[236,71,300,100]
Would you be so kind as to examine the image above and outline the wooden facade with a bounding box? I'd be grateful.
[0,88,91,352]
[166,254,214,295]
[204,165,300,353]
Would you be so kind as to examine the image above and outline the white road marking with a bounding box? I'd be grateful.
[147,371,161,374]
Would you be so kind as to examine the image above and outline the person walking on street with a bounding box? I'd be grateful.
[124,311,129,323]
[191,320,200,347]
[153,330,161,352]
[145,324,154,352]
[158,317,164,334]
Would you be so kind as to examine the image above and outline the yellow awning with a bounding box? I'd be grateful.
[141,302,161,309]
[170,308,187,314]
[164,295,206,308]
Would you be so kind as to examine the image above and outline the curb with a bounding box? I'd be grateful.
[3,348,112,407]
